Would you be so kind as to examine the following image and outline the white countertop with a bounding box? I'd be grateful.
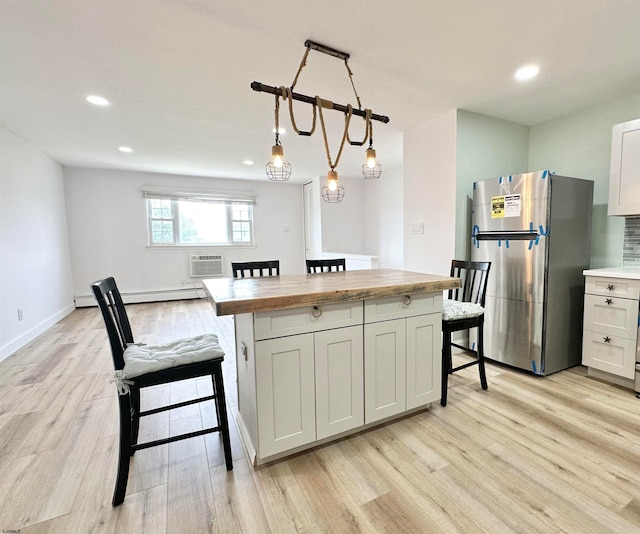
[583,266,640,280]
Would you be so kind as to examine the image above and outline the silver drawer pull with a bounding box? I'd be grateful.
[241,342,248,361]
[605,298,613,305]
[312,306,322,318]
[607,284,614,291]
[403,295,412,306]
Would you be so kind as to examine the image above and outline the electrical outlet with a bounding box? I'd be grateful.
[17,308,23,321]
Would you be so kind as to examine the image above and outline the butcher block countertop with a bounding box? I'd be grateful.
[202,268,460,316]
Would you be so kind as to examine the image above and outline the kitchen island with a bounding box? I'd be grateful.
[203,269,460,465]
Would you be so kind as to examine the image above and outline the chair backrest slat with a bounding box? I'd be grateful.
[448,260,491,306]
[91,277,134,370]
[232,260,280,278]
[306,258,346,273]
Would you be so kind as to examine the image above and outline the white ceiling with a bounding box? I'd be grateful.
[1,0,639,183]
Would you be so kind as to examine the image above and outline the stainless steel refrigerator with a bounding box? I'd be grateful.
[471,170,594,375]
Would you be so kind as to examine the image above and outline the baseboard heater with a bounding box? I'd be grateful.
[75,287,206,308]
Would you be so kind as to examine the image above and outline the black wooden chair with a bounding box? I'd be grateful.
[232,260,280,277]
[306,258,346,273]
[441,260,491,407]
[91,277,232,506]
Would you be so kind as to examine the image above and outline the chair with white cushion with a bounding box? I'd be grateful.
[441,260,491,407]
[91,277,232,506]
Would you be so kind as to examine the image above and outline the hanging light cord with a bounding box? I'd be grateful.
[317,98,353,171]
[273,94,281,145]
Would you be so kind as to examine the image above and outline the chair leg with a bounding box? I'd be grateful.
[441,331,452,407]
[477,320,488,391]
[212,364,233,471]
[113,393,133,506]
[130,387,140,455]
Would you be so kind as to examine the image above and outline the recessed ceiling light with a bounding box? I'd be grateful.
[514,65,539,82]
[243,160,254,166]
[118,146,133,153]
[86,95,110,106]
[272,127,286,135]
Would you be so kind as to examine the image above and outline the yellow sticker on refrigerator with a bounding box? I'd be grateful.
[491,196,505,218]
[491,194,522,218]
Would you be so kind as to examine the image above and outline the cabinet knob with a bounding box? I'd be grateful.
[607,284,614,291]
[403,295,412,306]
[605,298,613,305]
[603,336,611,343]
[312,305,322,318]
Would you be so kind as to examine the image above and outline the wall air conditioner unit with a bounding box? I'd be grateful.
[190,254,224,278]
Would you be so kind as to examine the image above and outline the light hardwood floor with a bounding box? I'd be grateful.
[0,298,639,533]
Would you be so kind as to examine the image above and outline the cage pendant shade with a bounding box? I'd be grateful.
[321,170,345,203]
[362,147,382,179]
[266,144,291,181]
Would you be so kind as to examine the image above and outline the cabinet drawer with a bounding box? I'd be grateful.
[364,292,442,323]
[582,330,636,379]
[585,276,640,300]
[255,301,363,340]
[583,294,639,339]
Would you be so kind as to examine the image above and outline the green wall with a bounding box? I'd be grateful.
[455,92,640,268]
[455,110,529,260]
[528,92,640,268]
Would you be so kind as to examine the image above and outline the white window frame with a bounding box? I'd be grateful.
[143,188,255,247]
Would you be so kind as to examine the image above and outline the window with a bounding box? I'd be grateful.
[145,190,255,246]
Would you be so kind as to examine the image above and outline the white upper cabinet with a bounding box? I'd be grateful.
[608,118,640,216]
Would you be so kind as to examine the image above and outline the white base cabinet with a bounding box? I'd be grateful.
[364,298,441,423]
[582,275,639,380]
[235,292,443,464]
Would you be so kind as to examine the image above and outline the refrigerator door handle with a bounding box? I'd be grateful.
[475,230,539,241]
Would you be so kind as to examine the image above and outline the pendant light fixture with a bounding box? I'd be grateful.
[321,169,345,203]
[362,120,382,179]
[252,40,390,200]
[266,95,291,181]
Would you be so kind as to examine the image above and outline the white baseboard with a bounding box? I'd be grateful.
[75,287,207,308]
[0,303,76,363]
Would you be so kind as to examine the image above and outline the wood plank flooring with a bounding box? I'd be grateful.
[0,298,638,533]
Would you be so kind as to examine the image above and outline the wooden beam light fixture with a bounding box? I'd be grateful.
[252,39,390,202]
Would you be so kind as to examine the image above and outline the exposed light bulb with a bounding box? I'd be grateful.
[327,169,339,191]
[273,154,283,168]
[366,147,377,168]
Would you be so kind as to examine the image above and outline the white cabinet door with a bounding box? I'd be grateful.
[406,313,441,409]
[582,330,636,379]
[608,118,640,216]
[256,334,316,457]
[364,319,406,423]
[583,294,639,339]
[314,326,364,440]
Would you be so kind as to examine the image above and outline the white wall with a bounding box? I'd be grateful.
[363,165,404,268]
[403,110,457,275]
[64,167,305,305]
[319,176,366,255]
[0,126,75,361]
